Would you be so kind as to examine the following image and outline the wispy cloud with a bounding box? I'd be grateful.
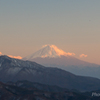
[0,52,2,55]
[8,55,22,59]
[80,54,87,58]
[66,52,75,56]
[0,52,22,59]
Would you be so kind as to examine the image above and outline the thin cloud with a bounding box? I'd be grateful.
[80,54,87,58]
[8,55,22,59]
[66,52,75,56]
[0,52,2,55]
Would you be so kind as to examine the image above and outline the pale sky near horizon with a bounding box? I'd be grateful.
[0,0,100,65]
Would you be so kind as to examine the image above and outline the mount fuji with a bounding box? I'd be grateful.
[23,45,100,79]
[23,45,75,59]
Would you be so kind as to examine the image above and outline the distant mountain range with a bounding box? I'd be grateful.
[0,55,100,91]
[23,45,100,79]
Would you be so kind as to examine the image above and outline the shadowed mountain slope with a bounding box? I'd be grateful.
[0,55,100,91]
[1,81,100,100]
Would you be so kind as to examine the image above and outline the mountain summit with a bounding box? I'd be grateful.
[23,45,100,79]
[23,45,75,60]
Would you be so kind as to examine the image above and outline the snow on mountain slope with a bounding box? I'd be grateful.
[1,55,100,91]
[23,44,75,60]
[23,44,99,67]
[23,45,100,79]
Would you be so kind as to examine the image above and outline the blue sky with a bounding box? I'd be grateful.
[0,0,100,64]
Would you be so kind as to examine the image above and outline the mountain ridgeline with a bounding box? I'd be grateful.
[0,81,100,100]
[0,55,100,91]
[23,45,100,79]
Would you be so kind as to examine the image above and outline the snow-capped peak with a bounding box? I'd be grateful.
[41,45,68,57]
[23,45,75,60]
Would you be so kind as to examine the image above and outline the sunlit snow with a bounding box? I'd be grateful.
[24,45,75,60]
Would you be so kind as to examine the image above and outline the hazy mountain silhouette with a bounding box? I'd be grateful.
[23,45,100,79]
